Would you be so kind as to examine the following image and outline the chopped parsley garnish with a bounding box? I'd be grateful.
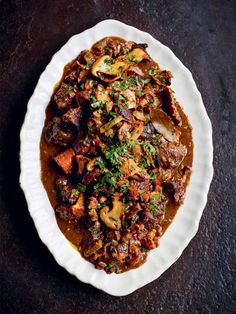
[108,132,115,138]
[143,78,151,84]
[89,225,97,233]
[105,174,117,186]
[91,101,102,108]
[124,204,130,211]
[131,214,139,225]
[137,90,144,97]
[149,193,166,215]
[140,156,148,168]
[88,224,100,237]
[111,81,129,90]
[151,134,161,145]
[120,182,129,193]
[109,111,117,118]
[86,61,93,68]
[52,189,60,198]
[91,100,107,109]
[95,157,106,172]
[118,94,129,107]
[90,95,96,102]
[151,172,160,180]
[76,183,87,193]
[107,261,115,269]
[104,142,134,166]
[148,69,158,76]
[142,141,156,156]
[128,55,139,62]
[79,82,84,90]
[66,84,74,93]
[127,76,140,87]
[94,171,118,191]
[71,189,80,196]
[99,73,105,80]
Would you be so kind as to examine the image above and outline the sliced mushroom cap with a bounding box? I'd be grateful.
[150,70,173,86]
[95,84,111,103]
[100,193,124,230]
[91,48,149,82]
[120,90,136,109]
[120,158,149,179]
[118,122,131,141]
[91,55,125,82]
[133,110,145,121]
[126,48,149,62]
[150,108,180,143]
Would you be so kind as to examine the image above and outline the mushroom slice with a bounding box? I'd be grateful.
[150,108,180,142]
[120,90,136,109]
[118,122,131,141]
[121,158,149,179]
[126,48,149,63]
[95,84,111,103]
[91,55,113,76]
[100,193,124,230]
[133,110,145,121]
[100,116,123,133]
[91,55,125,81]
[150,70,173,86]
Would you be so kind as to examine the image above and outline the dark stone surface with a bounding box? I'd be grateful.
[0,0,235,313]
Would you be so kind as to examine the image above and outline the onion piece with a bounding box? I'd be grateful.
[150,108,180,142]
[100,116,123,133]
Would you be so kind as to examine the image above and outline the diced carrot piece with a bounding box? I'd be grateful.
[54,148,75,174]
[153,175,162,187]
[71,193,85,219]
[129,181,139,200]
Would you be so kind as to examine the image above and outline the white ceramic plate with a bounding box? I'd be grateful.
[20,19,213,296]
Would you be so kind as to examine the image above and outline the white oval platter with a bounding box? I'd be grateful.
[20,19,213,296]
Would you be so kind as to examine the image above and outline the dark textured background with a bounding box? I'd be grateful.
[0,1,235,313]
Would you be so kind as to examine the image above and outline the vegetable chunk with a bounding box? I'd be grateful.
[54,148,75,174]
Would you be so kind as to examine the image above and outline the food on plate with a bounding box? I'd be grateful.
[40,36,193,273]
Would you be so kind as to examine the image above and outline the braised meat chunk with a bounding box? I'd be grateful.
[157,139,187,168]
[62,107,82,129]
[54,82,76,112]
[44,117,73,146]
[40,36,193,274]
